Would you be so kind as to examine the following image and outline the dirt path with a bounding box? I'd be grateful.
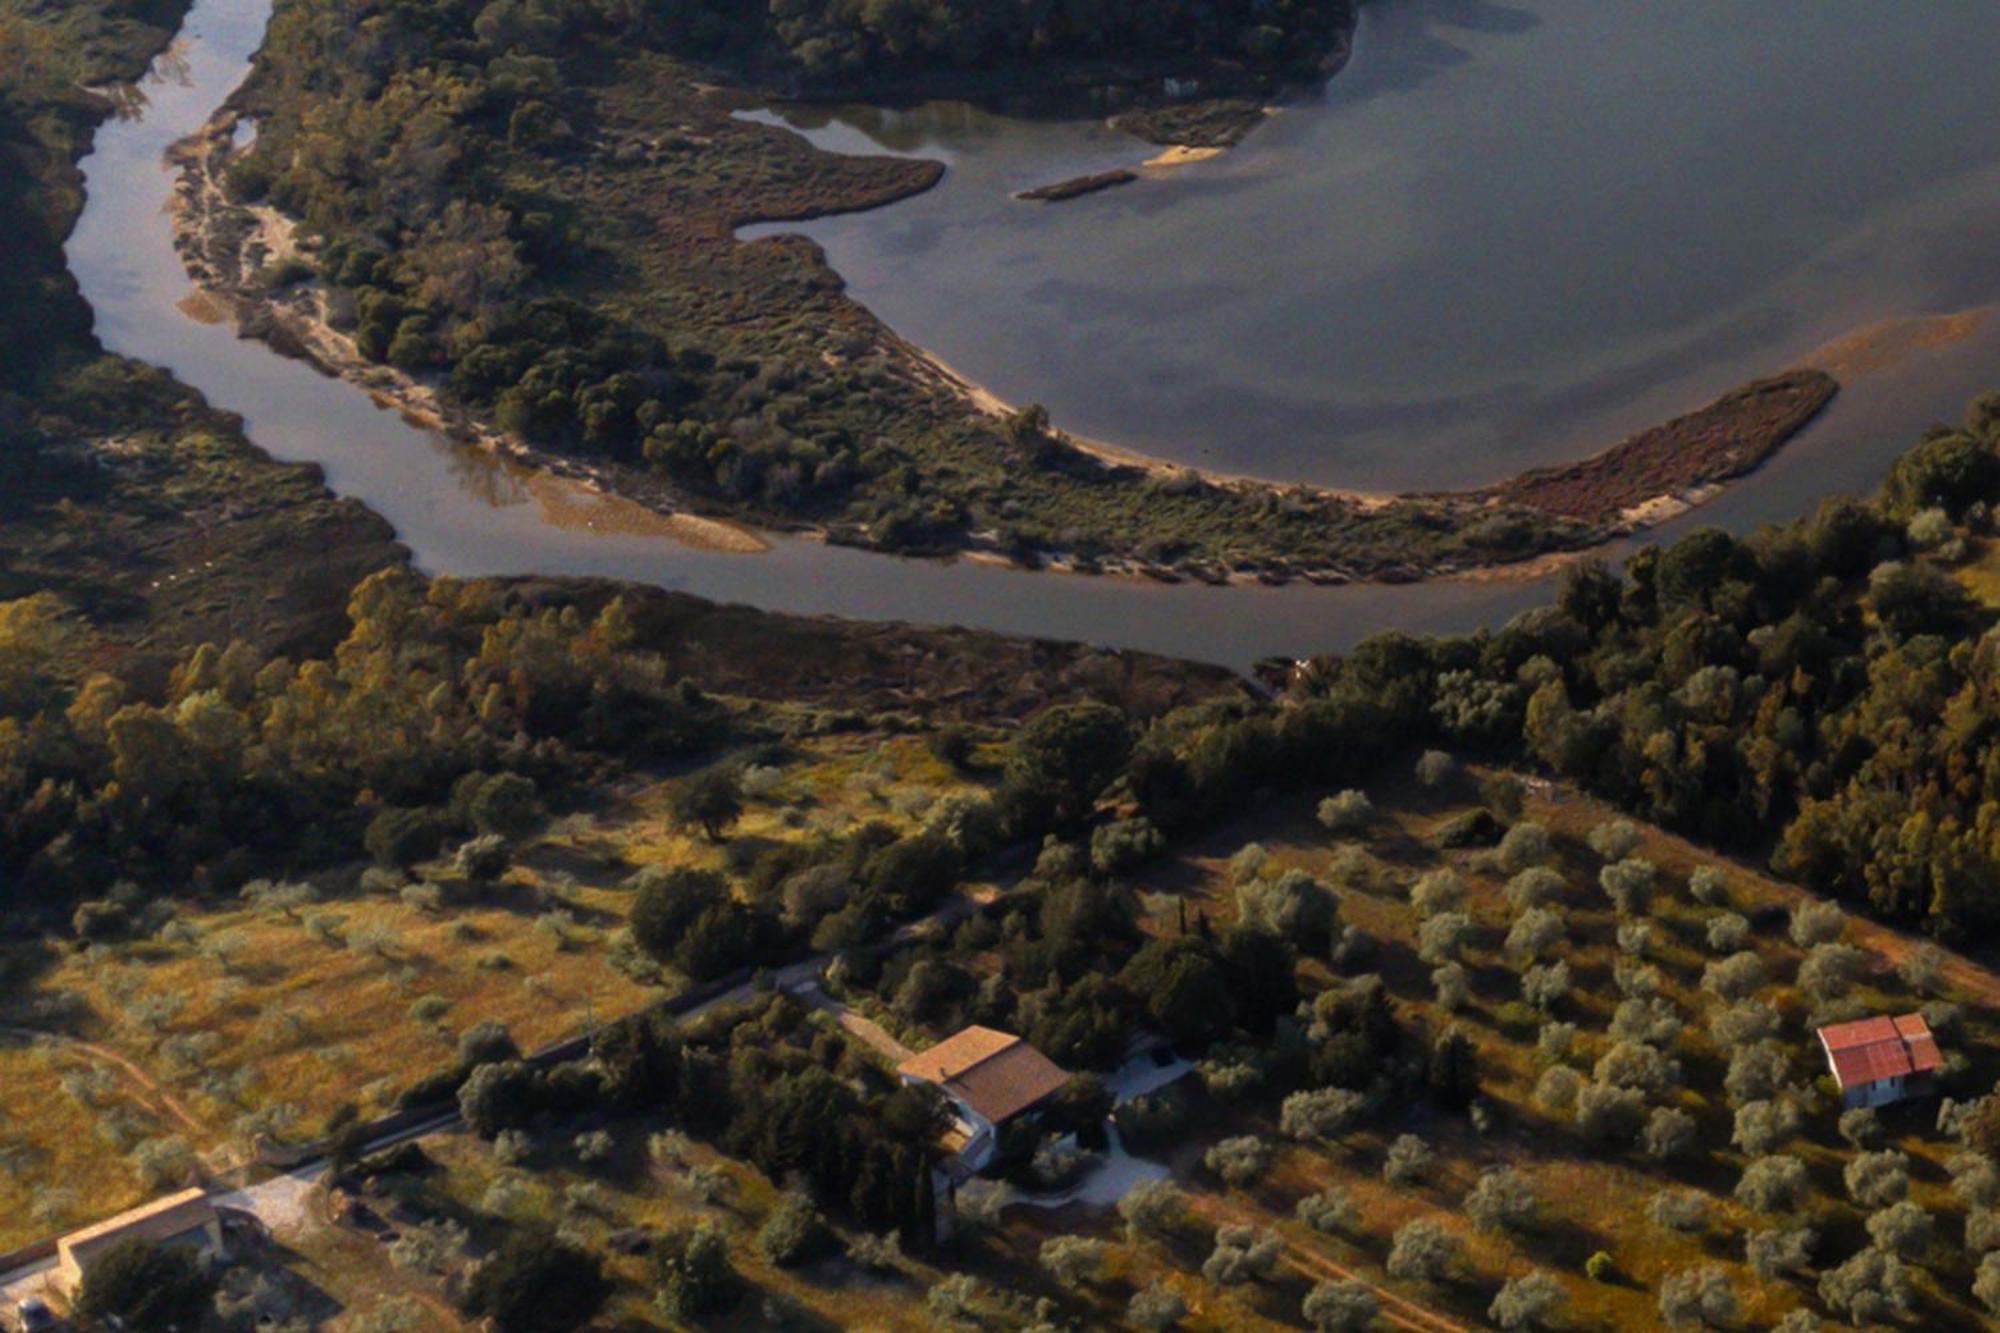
[789,980,915,1063]
[1192,1194,1471,1333]
[0,1024,208,1140]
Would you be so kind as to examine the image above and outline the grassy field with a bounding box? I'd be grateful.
[139,765,2000,1329]
[0,727,996,1252]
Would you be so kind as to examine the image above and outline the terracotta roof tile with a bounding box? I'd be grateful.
[898,1026,1070,1125]
[1816,1013,1939,1090]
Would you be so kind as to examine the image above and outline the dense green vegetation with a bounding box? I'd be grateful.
[1292,396,2000,940]
[655,0,1355,90]
[212,0,1613,580]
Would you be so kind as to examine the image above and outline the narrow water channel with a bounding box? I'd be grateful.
[64,0,2000,670]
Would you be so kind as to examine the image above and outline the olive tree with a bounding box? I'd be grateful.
[1464,1167,1539,1235]
[1038,1235,1106,1290]
[1817,1246,1913,1325]
[1731,1099,1800,1156]
[1386,1218,1459,1283]
[1302,1280,1379,1332]
[1642,1106,1698,1162]
[1744,1223,1816,1279]
[1487,1269,1565,1330]
[1296,1187,1358,1236]
[1657,1266,1738,1330]
[1645,1189,1709,1233]
[1866,1201,1933,1259]
[1845,1150,1911,1207]
[1383,1133,1435,1186]
[1736,1156,1809,1213]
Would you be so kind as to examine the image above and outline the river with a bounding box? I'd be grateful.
[65,0,2000,670]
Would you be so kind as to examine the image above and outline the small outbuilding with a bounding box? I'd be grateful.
[53,1188,222,1298]
[1816,1013,1943,1109]
[897,1026,1070,1171]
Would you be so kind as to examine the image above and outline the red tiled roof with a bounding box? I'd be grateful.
[898,1026,1070,1125]
[1817,1013,1940,1090]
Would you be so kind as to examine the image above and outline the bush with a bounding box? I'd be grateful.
[1382,1134,1435,1186]
[1522,961,1570,1011]
[1296,1187,1358,1235]
[1642,1106,1697,1161]
[1386,1218,1458,1282]
[1129,1280,1190,1331]
[1789,899,1847,948]
[1280,1087,1365,1143]
[1845,1150,1911,1207]
[1687,865,1729,905]
[1978,1250,2000,1316]
[1089,816,1163,876]
[1587,819,1641,861]
[1736,1155,1809,1213]
[1237,869,1337,944]
[1202,1225,1282,1286]
[1743,1223,1815,1279]
[1415,750,1456,788]
[1118,1178,1186,1241]
[1303,1279,1379,1332]
[1646,1189,1709,1233]
[1038,1234,1106,1289]
[671,767,743,840]
[1705,912,1749,953]
[1410,868,1467,917]
[1505,907,1565,962]
[1731,1099,1800,1156]
[1496,821,1551,872]
[1316,789,1373,834]
[1657,1266,1738,1331]
[1598,857,1655,916]
[1584,1250,1616,1282]
[463,1230,609,1333]
[1487,1269,1565,1330]
[366,806,444,870]
[1464,1167,1538,1234]
[454,834,510,885]
[1205,1135,1272,1189]
[1817,1245,1913,1324]
[1866,1201,1933,1258]
[1505,866,1567,911]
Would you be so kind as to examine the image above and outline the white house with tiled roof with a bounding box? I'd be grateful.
[897,1026,1070,1171]
[1816,1013,1943,1109]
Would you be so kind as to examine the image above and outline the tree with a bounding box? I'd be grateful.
[459,1060,541,1138]
[1788,899,1846,947]
[1657,1266,1738,1330]
[1642,1106,1697,1161]
[1598,857,1655,916]
[1588,819,1642,861]
[1204,1135,1272,1189]
[1119,1178,1185,1242]
[1003,702,1131,830]
[1415,750,1456,788]
[1866,1201,1933,1259]
[1410,868,1467,917]
[1281,1087,1365,1143]
[1038,1235,1106,1289]
[1202,1225,1282,1286]
[1386,1218,1458,1282]
[1743,1223,1815,1279]
[1845,1150,1911,1207]
[757,1192,833,1267]
[1428,1026,1479,1110]
[1732,1099,1800,1156]
[1497,821,1552,872]
[1735,1156,1809,1213]
[1237,869,1337,945]
[1837,1107,1880,1150]
[671,766,743,840]
[1317,789,1373,835]
[1702,951,1767,1003]
[1464,1167,1538,1234]
[1646,1189,1709,1233]
[1488,1270,1566,1330]
[652,1221,737,1321]
[1505,866,1568,911]
[462,1230,609,1333]
[73,1238,218,1333]
[1505,907,1565,962]
[1977,1250,2000,1317]
[1129,1280,1190,1332]
[1817,1246,1913,1324]
[1304,1279,1380,1332]
[1383,1134,1435,1186]
[1296,1187,1358,1235]
[1418,911,1472,964]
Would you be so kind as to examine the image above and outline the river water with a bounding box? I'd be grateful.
[65,0,2000,669]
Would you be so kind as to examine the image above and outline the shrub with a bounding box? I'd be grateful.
[1204,1135,1272,1189]
[1432,962,1468,1011]
[1687,865,1729,905]
[572,1129,614,1165]
[1705,912,1749,953]
[1534,1065,1582,1113]
[1237,869,1337,945]
[366,806,444,870]
[1415,749,1456,788]
[1970,1208,2000,1256]
[1296,1187,1359,1235]
[670,767,743,840]
[1202,1225,1281,1286]
[1743,1223,1815,1278]
[1616,920,1654,957]
[1505,866,1567,911]
[1867,1201,1933,1258]
[1646,1189,1709,1233]
[1280,1087,1366,1143]
[1817,1245,1913,1324]
[1587,819,1642,861]
[1039,1235,1106,1289]
[1090,816,1163,876]
[1978,1250,2000,1316]
[1537,1021,1577,1061]
[1899,942,1946,995]
[1584,1251,1615,1282]
[454,834,510,885]
[1418,911,1472,964]
[1410,868,1467,917]
[1723,1040,1789,1105]
[1317,789,1374,835]
[1736,1156,1809,1213]
[1129,1280,1190,1332]
[1845,1150,1911,1207]
[1497,821,1552,872]
[1488,1269,1565,1330]
[1952,1152,2000,1208]
[1598,858,1655,916]
[1522,961,1570,1011]
[1657,1266,1738,1331]
[1383,1134,1435,1186]
[1386,1218,1459,1282]
[1303,1279,1379,1332]
[1789,899,1847,948]
[1505,907,1565,962]
[1642,1106,1698,1161]
[1731,1099,1800,1156]
[1464,1167,1538,1234]
[1711,1000,1780,1047]
[389,1219,466,1275]
[1118,1178,1185,1241]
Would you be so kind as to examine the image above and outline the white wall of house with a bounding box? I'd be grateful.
[1842,1074,1906,1110]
